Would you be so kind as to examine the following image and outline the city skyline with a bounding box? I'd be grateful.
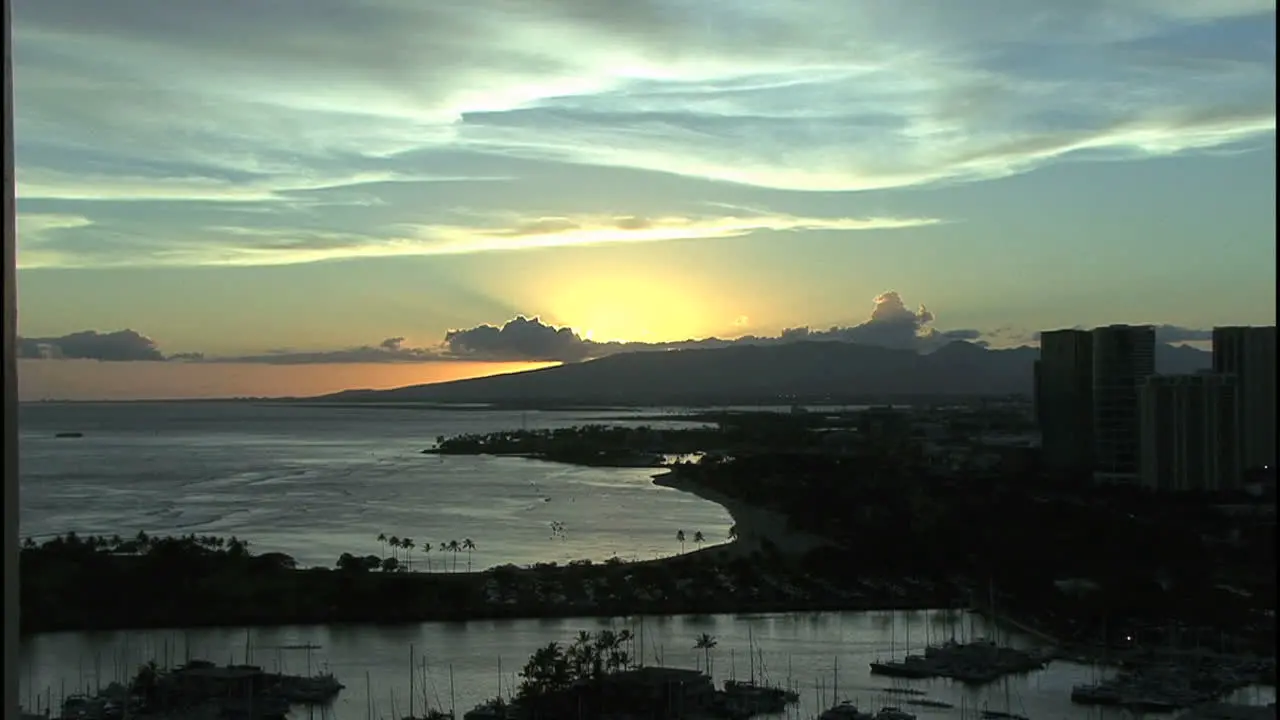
[12,1,1277,399]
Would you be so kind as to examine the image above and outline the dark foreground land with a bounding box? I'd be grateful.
[19,532,961,633]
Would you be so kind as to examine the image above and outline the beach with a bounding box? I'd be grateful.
[651,470,828,559]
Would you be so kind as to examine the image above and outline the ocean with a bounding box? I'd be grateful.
[18,401,730,569]
[16,401,1275,719]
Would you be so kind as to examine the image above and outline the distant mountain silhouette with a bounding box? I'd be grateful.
[319,340,1212,406]
[1154,342,1215,375]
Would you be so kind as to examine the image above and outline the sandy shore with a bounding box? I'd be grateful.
[651,471,829,559]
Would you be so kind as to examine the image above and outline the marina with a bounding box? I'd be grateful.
[17,610,1275,719]
[1071,655,1276,713]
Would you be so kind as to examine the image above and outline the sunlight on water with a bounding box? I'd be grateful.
[18,403,730,569]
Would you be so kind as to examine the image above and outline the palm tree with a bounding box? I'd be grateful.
[389,535,401,564]
[568,631,595,679]
[612,629,634,671]
[518,642,570,698]
[402,538,415,571]
[447,540,461,572]
[693,531,705,551]
[421,542,433,572]
[676,529,686,554]
[693,633,717,674]
[377,533,388,559]
[462,538,476,572]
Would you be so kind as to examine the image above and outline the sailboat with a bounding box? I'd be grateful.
[721,628,799,712]
[403,648,455,720]
[463,659,512,720]
[978,676,1030,720]
[870,612,933,679]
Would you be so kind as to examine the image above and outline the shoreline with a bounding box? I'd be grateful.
[650,471,828,559]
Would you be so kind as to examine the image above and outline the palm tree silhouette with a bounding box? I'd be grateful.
[377,533,388,559]
[462,538,477,572]
[402,538,415,571]
[693,633,717,674]
[388,536,401,565]
[676,530,686,554]
[421,542,432,572]
[438,540,449,571]
[693,531,705,551]
[447,540,462,572]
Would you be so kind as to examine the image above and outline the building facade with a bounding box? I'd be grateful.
[1091,325,1156,483]
[1036,329,1095,478]
[1212,326,1277,471]
[1140,374,1239,493]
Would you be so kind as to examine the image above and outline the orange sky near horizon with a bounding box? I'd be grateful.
[17,360,558,402]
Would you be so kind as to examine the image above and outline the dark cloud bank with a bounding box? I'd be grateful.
[18,292,1214,365]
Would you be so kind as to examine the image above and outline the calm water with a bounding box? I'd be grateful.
[16,402,1274,719]
[17,612,1273,720]
[19,402,729,568]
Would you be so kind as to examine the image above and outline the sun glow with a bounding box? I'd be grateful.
[543,274,724,344]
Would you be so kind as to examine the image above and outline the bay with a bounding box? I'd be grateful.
[19,402,729,569]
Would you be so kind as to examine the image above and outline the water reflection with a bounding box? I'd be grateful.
[19,610,1274,720]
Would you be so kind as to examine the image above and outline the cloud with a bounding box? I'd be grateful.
[440,291,986,361]
[11,0,1275,267]
[20,296,1229,366]
[771,292,984,350]
[17,330,166,361]
[18,210,941,268]
[196,337,440,365]
[14,292,987,364]
[444,317,594,362]
[436,291,987,362]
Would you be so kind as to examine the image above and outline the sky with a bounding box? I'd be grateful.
[12,0,1277,400]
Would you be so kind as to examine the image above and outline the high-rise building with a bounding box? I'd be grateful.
[1036,329,1094,478]
[1212,326,1277,471]
[1139,374,1239,492]
[1091,325,1156,483]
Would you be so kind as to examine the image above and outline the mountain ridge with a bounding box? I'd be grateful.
[317,340,1212,407]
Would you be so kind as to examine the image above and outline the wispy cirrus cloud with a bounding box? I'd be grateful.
[12,0,1276,266]
[18,211,940,268]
